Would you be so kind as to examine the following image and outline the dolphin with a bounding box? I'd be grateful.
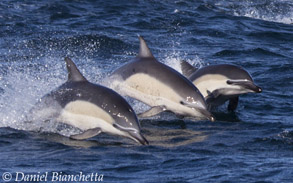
[110,36,214,121]
[30,57,148,145]
[180,61,262,111]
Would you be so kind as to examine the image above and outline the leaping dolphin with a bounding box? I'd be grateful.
[180,61,262,111]
[110,36,214,121]
[30,57,148,145]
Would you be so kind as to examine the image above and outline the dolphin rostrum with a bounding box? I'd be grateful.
[30,57,148,145]
[110,36,214,121]
[180,61,262,111]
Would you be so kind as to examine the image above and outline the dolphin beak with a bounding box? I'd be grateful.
[128,131,149,145]
[182,101,215,122]
[253,84,262,93]
[197,107,215,122]
[244,83,262,93]
[227,80,262,93]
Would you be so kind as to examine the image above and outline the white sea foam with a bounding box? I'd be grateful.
[0,57,84,136]
[0,58,63,130]
[209,0,293,25]
[234,7,293,25]
[162,51,204,74]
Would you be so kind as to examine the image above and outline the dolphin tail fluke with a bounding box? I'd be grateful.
[138,36,154,58]
[180,60,198,77]
[70,128,102,140]
[64,57,87,82]
[138,106,167,118]
[228,97,239,112]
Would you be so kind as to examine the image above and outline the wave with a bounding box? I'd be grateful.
[14,34,133,59]
[213,48,286,58]
[254,129,293,146]
[204,0,293,24]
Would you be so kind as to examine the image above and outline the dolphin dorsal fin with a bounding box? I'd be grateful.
[138,36,154,58]
[180,60,198,77]
[64,57,87,82]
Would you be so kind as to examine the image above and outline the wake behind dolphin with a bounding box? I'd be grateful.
[110,36,214,121]
[30,57,148,145]
[181,61,262,111]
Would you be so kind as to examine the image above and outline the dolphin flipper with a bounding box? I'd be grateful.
[206,89,221,104]
[70,128,102,140]
[180,60,198,77]
[138,106,167,118]
[228,97,239,112]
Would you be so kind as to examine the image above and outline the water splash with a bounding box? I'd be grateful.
[234,2,293,25]
[0,56,103,137]
[162,51,204,74]
[206,0,293,24]
[0,57,64,130]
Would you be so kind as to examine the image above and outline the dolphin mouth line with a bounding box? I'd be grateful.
[129,132,149,145]
[180,101,215,121]
[227,79,262,93]
[113,123,138,133]
[113,123,149,145]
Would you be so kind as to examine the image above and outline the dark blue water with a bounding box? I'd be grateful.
[0,0,292,182]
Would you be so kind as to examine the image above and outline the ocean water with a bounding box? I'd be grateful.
[0,0,292,182]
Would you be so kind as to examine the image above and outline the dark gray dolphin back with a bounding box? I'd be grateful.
[44,58,140,131]
[112,36,207,107]
[189,64,253,81]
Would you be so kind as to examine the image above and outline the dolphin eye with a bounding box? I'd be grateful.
[180,101,184,105]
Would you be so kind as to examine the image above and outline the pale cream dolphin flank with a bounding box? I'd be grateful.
[180,61,262,111]
[111,36,214,121]
[31,57,148,145]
